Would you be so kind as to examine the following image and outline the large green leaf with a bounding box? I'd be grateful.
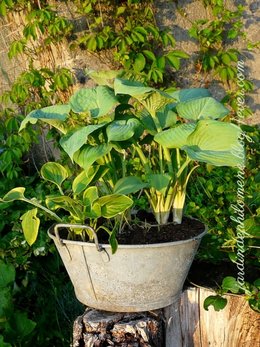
[19,104,70,133]
[94,194,133,218]
[74,144,112,171]
[140,91,173,118]
[114,79,173,119]
[106,118,142,142]
[154,123,196,148]
[60,123,106,160]
[70,88,97,113]
[45,195,83,221]
[139,110,157,135]
[177,97,229,120]
[70,86,118,117]
[0,260,15,288]
[113,176,147,195]
[88,69,123,86]
[41,162,69,188]
[82,186,99,206]
[1,187,26,202]
[72,166,100,195]
[147,174,172,195]
[168,88,211,103]
[21,208,40,246]
[183,120,243,166]
[114,78,153,96]
[157,106,177,129]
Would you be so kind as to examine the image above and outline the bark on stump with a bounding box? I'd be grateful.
[73,309,164,347]
[73,288,260,347]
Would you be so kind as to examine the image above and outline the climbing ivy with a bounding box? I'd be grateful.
[0,0,189,84]
[189,1,245,82]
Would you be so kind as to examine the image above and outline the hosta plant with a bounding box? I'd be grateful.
[1,77,243,250]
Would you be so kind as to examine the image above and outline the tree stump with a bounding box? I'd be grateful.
[73,288,260,347]
[72,309,164,347]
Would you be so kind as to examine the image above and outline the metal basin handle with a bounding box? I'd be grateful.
[53,223,103,252]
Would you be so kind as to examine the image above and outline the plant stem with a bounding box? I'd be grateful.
[176,148,181,171]
[163,147,173,173]
[23,198,62,222]
[134,144,152,175]
[176,157,191,178]
[159,144,163,173]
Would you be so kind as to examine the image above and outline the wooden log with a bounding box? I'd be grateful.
[165,287,260,347]
[73,287,260,347]
[72,309,163,346]
[164,298,182,347]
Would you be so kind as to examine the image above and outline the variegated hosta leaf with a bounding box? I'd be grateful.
[176,97,229,120]
[82,186,99,206]
[138,110,157,135]
[41,162,69,188]
[88,69,123,86]
[45,195,83,221]
[60,123,106,160]
[113,176,147,195]
[106,118,142,142]
[74,144,112,171]
[19,104,71,133]
[69,86,118,117]
[147,174,172,195]
[157,106,177,129]
[114,78,154,96]
[114,78,173,119]
[183,120,243,166]
[72,166,100,195]
[1,187,26,202]
[168,88,211,103]
[93,194,133,218]
[137,91,173,118]
[154,123,196,148]
[21,208,40,246]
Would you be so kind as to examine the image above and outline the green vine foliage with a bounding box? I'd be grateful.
[188,0,256,116]
[1,2,73,59]
[189,1,251,90]
[70,0,189,84]
[0,67,73,179]
[0,0,189,85]
[189,1,245,82]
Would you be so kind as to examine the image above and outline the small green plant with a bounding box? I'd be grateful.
[0,66,74,180]
[204,276,260,313]
[1,67,73,111]
[2,3,73,59]
[189,1,245,83]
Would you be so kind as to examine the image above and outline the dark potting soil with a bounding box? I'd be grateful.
[96,212,205,245]
[116,217,205,245]
[55,213,205,245]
